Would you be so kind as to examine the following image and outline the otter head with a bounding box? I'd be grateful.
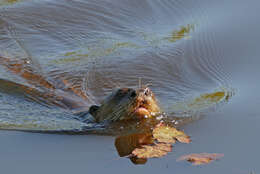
[89,87,160,123]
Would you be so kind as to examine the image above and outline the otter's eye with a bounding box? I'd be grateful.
[130,91,137,98]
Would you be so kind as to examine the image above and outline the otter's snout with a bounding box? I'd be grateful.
[88,87,160,123]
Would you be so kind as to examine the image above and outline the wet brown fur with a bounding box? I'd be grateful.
[92,88,161,122]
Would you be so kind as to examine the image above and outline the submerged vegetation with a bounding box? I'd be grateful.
[167,24,195,43]
[170,88,234,113]
[0,0,25,6]
[51,42,141,64]
[51,24,196,65]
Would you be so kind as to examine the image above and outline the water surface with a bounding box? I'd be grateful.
[0,0,259,173]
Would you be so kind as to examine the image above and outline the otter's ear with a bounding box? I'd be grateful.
[89,105,100,115]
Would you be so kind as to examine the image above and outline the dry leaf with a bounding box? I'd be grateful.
[153,123,191,144]
[175,135,191,144]
[132,143,172,159]
[153,124,176,143]
[177,153,224,165]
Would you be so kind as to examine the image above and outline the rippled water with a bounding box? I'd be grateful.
[0,0,259,173]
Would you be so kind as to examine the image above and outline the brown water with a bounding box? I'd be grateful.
[0,0,259,173]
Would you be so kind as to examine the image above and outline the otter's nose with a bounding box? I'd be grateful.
[143,87,151,96]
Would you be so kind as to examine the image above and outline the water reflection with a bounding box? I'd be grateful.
[115,133,153,165]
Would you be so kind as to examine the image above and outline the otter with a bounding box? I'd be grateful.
[86,87,161,122]
[0,56,161,123]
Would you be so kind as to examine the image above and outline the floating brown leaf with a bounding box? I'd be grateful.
[132,143,172,159]
[153,123,191,144]
[177,153,224,165]
[175,134,191,144]
[153,124,176,143]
